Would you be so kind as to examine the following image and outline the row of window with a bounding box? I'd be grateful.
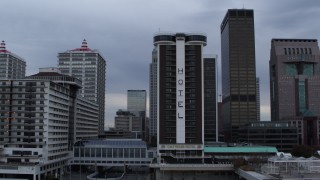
[74,147,147,158]
[284,47,312,55]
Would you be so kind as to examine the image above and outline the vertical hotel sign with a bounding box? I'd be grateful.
[176,35,185,143]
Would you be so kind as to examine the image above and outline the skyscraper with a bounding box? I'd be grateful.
[270,39,320,146]
[127,90,147,118]
[270,39,320,120]
[58,39,106,134]
[149,48,158,143]
[221,9,257,140]
[154,32,208,160]
[0,41,26,80]
[127,90,147,139]
[203,55,218,142]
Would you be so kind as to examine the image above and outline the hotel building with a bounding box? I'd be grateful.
[154,32,217,162]
[0,68,99,179]
[0,41,26,80]
[58,39,106,134]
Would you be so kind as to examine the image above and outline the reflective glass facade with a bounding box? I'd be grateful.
[221,9,257,140]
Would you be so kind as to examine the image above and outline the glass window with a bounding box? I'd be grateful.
[135,148,140,158]
[113,148,118,158]
[303,64,313,76]
[298,81,306,114]
[130,149,134,158]
[286,64,297,76]
[96,148,101,157]
[107,148,112,158]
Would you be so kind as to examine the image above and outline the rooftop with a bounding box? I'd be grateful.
[204,146,278,153]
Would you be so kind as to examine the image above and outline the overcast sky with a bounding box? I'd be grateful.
[1,0,320,128]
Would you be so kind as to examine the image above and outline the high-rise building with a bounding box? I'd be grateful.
[269,39,320,146]
[154,32,209,161]
[221,9,257,140]
[203,55,218,142]
[0,41,26,80]
[127,90,146,118]
[25,68,99,146]
[58,39,106,134]
[0,68,99,179]
[149,48,158,143]
[127,90,147,139]
[256,77,260,121]
[115,109,143,132]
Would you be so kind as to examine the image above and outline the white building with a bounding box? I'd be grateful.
[58,39,106,134]
[0,68,99,179]
[0,41,26,80]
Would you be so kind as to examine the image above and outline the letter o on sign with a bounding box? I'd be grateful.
[178,79,183,85]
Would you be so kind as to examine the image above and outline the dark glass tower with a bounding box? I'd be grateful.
[221,9,257,140]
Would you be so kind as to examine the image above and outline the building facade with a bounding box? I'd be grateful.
[154,32,209,161]
[203,56,218,142]
[127,90,146,117]
[58,39,106,134]
[221,9,257,140]
[127,90,147,139]
[0,79,70,179]
[0,68,99,179]
[239,122,298,152]
[115,110,143,133]
[269,39,320,146]
[0,41,26,80]
[149,48,158,143]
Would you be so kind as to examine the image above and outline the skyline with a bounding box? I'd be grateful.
[1,0,320,128]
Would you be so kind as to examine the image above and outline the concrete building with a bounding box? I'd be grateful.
[269,39,320,146]
[26,67,99,145]
[154,32,211,162]
[149,48,158,143]
[0,68,99,179]
[239,122,298,152]
[0,41,26,80]
[221,9,258,141]
[58,39,106,134]
[70,139,156,167]
[114,110,143,138]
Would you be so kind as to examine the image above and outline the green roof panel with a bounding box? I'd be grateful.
[204,146,278,153]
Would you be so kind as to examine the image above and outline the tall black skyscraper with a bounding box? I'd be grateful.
[221,9,257,140]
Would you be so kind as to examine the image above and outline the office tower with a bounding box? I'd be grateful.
[0,41,26,79]
[58,39,106,134]
[256,77,260,121]
[203,55,218,142]
[127,90,147,139]
[115,110,143,132]
[127,90,146,117]
[154,32,208,161]
[269,39,320,146]
[149,48,158,143]
[221,9,257,140]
